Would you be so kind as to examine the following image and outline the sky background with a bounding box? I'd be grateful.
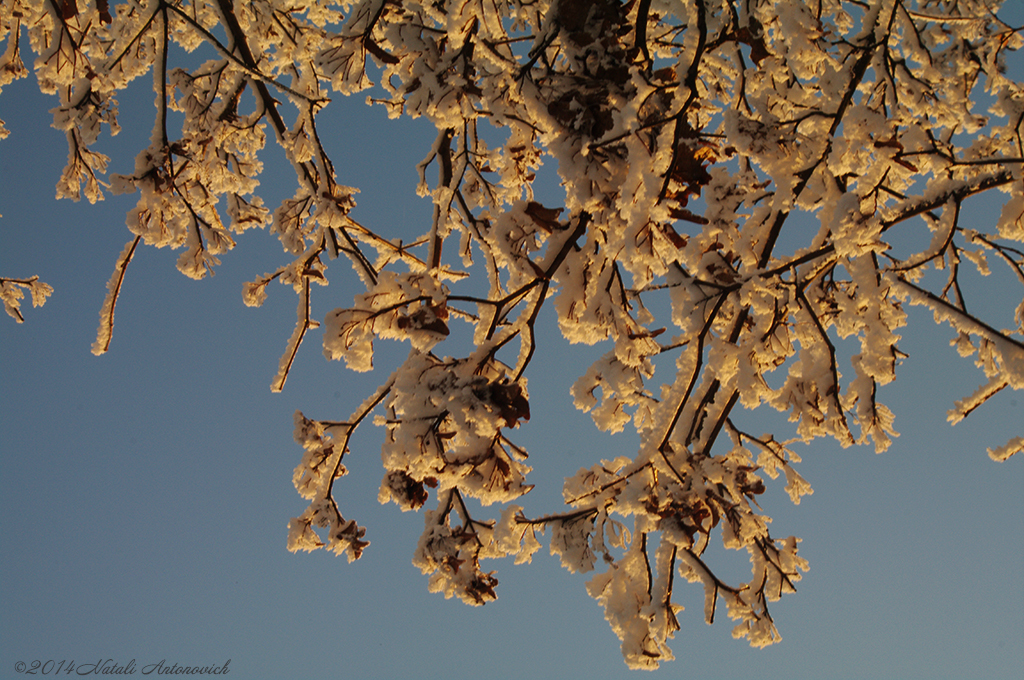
[2,10,1023,679]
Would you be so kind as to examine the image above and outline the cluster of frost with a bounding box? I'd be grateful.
[378,351,533,508]
[0,275,53,323]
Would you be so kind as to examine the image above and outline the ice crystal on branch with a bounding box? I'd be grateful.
[3,0,1023,670]
[0,275,53,322]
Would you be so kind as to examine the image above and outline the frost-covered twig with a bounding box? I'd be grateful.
[0,275,54,323]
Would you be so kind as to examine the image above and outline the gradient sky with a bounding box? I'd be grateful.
[2,14,1023,679]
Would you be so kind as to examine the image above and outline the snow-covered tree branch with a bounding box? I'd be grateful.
[2,0,1021,669]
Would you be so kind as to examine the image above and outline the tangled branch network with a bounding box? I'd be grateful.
[2,0,1022,668]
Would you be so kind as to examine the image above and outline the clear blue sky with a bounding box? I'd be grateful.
[2,23,1023,680]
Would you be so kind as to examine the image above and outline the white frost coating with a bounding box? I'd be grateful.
[7,0,1023,669]
[378,350,533,508]
[92,237,140,355]
[996,194,1024,241]
[271,280,319,393]
[492,505,543,565]
[891,276,1024,391]
[0,275,53,324]
[550,511,597,573]
[323,271,451,372]
[571,350,657,435]
[889,276,1023,460]
[988,437,1024,462]
[586,539,674,670]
